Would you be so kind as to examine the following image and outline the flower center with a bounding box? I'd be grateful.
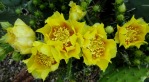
[51,26,70,42]
[88,35,105,59]
[125,26,140,45]
[49,24,74,51]
[36,52,56,67]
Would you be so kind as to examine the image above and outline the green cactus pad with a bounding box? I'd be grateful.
[99,65,149,82]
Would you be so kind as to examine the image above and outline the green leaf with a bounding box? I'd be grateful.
[99,65,149,82]
[0,35,7,43]
[12,51,23,61]
[0,43,14,61]
[0,46,7,61]
[0,21,12,30]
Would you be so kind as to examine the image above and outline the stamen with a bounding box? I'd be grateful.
[88,36,105,59]
[51,26,70,42]
[36,52,56,67]
[125,26,140,45]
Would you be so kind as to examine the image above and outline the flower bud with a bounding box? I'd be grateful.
[4,19,36,54]
[29,19,35,26]
[144,56,149,63]
[115,0,123,5]
[93,5,101,12]
[81,1,88,10]
[34,10,42,18]
[39,4,46,10]
[69,1,86,20]
[61,5,66,11]
[33,0,41,6]
[134,50,143,58]
[118,3,126,13]
[133,59,141,65]
[105,26,114,34]
[116,14,124,22]
[49,3,54,9]
[15,8,21,15]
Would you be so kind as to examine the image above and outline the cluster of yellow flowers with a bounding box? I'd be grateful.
[115,16,149,49]
[2,1,149,81]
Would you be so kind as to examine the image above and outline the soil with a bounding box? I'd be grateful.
[0,55,100,82]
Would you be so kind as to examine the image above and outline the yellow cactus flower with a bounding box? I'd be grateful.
[4,18,35,54]
[82,23,117,71]
[37,11,85,62]
[69,1,86,20]
[115,16,149,49]
[23,41,60,81]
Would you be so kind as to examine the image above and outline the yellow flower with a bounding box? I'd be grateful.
[115,16,149,49]
[4,18,35,54]
[37,11,85,62]
[23,41,60,81]
[69,1,86,20]
[82,23,117,71]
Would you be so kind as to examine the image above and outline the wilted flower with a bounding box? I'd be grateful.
[23,41,59,81]
[82,23,117,71]
[115,16,149,49]
[37,11,85,62]
[3,18,35,54]
[69,1,86,20]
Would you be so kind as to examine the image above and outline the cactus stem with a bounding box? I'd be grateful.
[124,79,127,82]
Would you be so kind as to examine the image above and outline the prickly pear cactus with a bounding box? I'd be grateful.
[99,65,149,82]
[125,0,149,22]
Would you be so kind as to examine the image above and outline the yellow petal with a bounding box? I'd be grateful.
[50,62,59,71]
[70,34,77,46]
[84,29,96,39]
[93,23,107,38]
[23,41,60,81]
[82,48,93,65]
[36,24,51,36]
[50,46,61,62]
[14,18,28,26]
[41,69,51,81]
[97,59,109,72]
[45,11,65,26]
[101,39,117,61]
[114,32,119,43]
[67,43,80,59]
[69,20,85,33]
